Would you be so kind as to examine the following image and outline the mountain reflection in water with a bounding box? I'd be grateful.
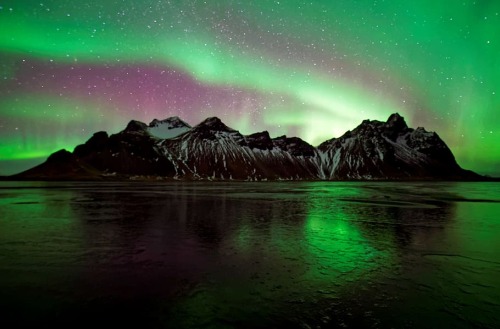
[0,181,499,328]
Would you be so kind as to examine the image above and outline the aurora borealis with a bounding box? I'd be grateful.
[0,1,499,176]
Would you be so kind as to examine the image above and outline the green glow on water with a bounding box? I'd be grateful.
[304,185,386,279]
[1,182,499,327]
[169,184,392,327]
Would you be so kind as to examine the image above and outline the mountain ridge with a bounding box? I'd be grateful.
[8,113,486,181]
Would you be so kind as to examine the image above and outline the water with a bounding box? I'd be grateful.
[0,181,499,328]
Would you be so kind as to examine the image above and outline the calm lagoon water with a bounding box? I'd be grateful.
[0,181,499,328]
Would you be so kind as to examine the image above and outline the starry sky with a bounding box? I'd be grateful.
[1,0,499,176]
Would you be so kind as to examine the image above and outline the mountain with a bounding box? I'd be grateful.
[158,117,321,180]
[318,113,475,179]
[12,114,483,181]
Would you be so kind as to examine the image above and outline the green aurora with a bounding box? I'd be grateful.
[0,1,499,175]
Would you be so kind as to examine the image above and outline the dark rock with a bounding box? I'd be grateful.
[47,149,74,163]
[125,120,148,133]
[272,136,316,157]
[246,131,274,150]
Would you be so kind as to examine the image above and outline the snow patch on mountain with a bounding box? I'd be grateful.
[147,116,191,139]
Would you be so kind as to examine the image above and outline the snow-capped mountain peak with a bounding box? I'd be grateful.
[147,116,191,139]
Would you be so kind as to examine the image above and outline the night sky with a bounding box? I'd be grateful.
[1,1,499,176]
